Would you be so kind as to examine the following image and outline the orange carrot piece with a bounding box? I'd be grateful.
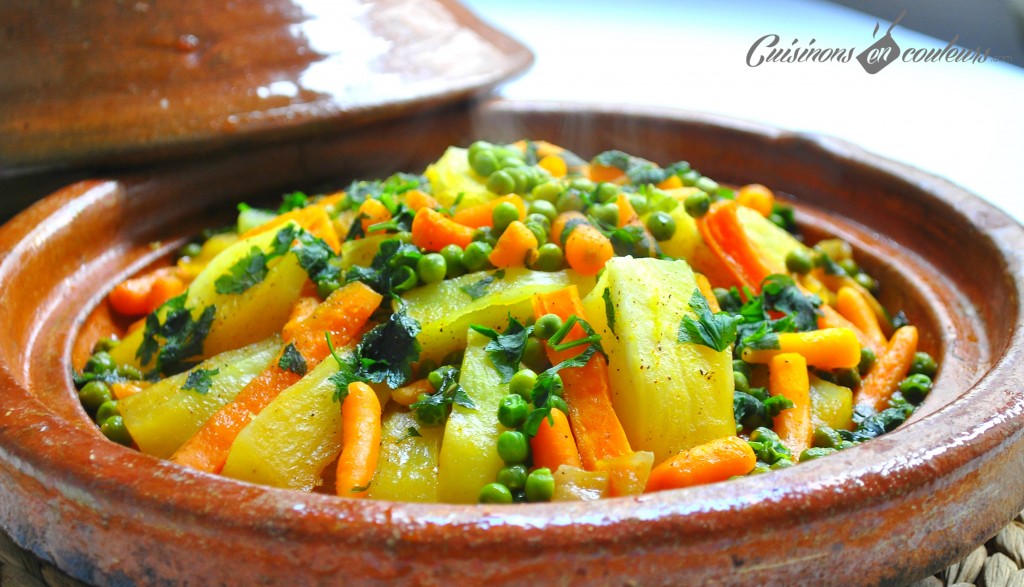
[111,381,148,400]
[565,224,614,276]
[391,378,433,407]
[489,220,539,268]
[451,194,526,229]
[656,175,683,190]
[532,287,632,470]
[403,189,440,212]
[854,325,919,412]
[108,266,184,317]
[550,211,588,247]
[769,353,812,456]
[615,192,638,228]
[736,184,776,217]
[708,200,775,288]
[836,286,888,353]
[589,163,626,184]
[742,328,861,370]
[240,205,341,253]
[645,436,756,492]
[358,198,392,236]
[170,283,382,473]
[695,273,720,313]
[538,154,567,178]
[336,381,382,498]
[410,208,476,252]
[530,408,583,472]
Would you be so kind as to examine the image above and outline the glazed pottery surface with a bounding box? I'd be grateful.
[0,0,532,171]
[0,101,1022,586]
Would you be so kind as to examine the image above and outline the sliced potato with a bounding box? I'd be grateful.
[424,146,492,209]
[367,407,444,502]
[809,374,854,431]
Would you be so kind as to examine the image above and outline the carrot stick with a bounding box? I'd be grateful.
[335,381,382,497]
[530,408,583,472]
[696,201,764,292]
[854,325,919,412]
[489,220,539,268]
[240,205,341,253]
[170,283,382,473]
[410,208,476,252]
[391,378,433,407]
[108,266,186,317]
[836,286,888,354]
[532,287,632,471]
[707,200,776,288]
[451,195,526,229]
[645,436,756,492]
[742,328,861,370]
[769,353,811,456]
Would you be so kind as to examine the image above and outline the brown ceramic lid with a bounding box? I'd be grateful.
[0,0,532,171]
[0,101,1022,585]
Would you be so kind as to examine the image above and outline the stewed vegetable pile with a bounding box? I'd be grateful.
[72,139,938,503]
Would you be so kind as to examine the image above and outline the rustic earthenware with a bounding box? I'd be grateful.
[0,101,1021,586]
[0,0,532,172]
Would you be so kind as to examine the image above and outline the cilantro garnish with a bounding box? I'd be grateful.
[277,343,308,376]
[734,388,794,431]
[677,289,741,352]
[410,366,474,425]
[137,295,217,376]
[278,191,308,214]
[215,247,269,295]
[471,316,533,383]
[291,230,341,289]
[459,270,505,301]
[602,288,616,336]
[748,427,793,465]
[356,307,422,389]
[325,332,366,403]
[181,368,220,394]
[346,238,423,298]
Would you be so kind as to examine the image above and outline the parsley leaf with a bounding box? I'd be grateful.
[677,289,741,352]
[395,426,422,444]
[278,191,308,214]
[459,270,506,301]
[356,307,421,389]
[137,295,217,376]
[291,230,341,289]
[733,388,794,431]
[470,316,532,383]
[215,247,268,295]
[277,343,308,376]
[760,275,821,331]
[325,332,366,402]
[602,288,616,336]
[748,427,793,465]
[346,238,422,298]
[410,366,474,425]
[181,368,220,394]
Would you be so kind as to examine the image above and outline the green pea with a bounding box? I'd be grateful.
[524,467,554,502]
[589,203,619,227]
[858,348,877,376]
[471,227,495,246]
[785,249,815,274]
[909,352,938,378]
[853,272,879,294]
[468,140,493,160]
[180,242,203,259]
[95,400,119,424]
[79,381,112,414]
[532,180,563,204]
[680,169,701,187]
[812,426,843,449]
[509,368,538,399]
[529,200,558,222]
[733,359,752,379]
[427,367,452,391]
[116,364,143,380]
[469,149,499,177]
[684,191,711,218]
[462,241,493,271]
[733,371,750,393]
[770,458,794,470]
[556,190,586,213]
[629,195,650,216]
[92,337,119,354]
[695,176,719,194]
[526,213,551,234]
[85,352,117,375]
[478,482,513,504]
[548,373,565,398]
[834,368,861,390]
[498,394,530,428]
[837,259,860,275]
[507,167,533,194]
[531,243,564,272]
[416,253,447,284]
[595,182,620,203]
[534,314,563,340]
[568,178,595,193]
[393,230,413,244]
[497,430,530,464]
[100,415,133,446]
[769,213,788,230]
[499,156,526,169]
[714,287,734,311]
[487,170,516,195]
[492,201,521,234]
[646,211,676,241]
[440,244,465,278]
[317,279,341,299]
[899,373,933,404]
[799,447,836,462]
[525,222,547,245]
[522,338,550,372]
[497,464,529,491]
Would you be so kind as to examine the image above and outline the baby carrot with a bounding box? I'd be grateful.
[410,208,475,252]
[489,220,539,268]
[530,408,583,472]
[336,381,382,498]
[854,325,919,412]
[645,436,756,492]
[836,286,888,354]
[565,224,614,276]
[769,353,811,456]
[742,328,861,370]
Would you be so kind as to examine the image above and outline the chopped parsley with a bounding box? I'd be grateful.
[278,191,308,214]
[356,307,422,389]
[346,238,423,298]
[137,295,217,376]
[215,247,269,295]
[677,289,741,352]
[410,366,474,425]
[291,230,341,289]
[733,388,794,432]
[277,343,308,376]
[326,332,365,403]
[602,288,616,336]
[181,368,220,394]
[471,315,533,383]
[459,270,505,301]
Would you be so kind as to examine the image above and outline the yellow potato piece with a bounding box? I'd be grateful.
[809,374,854,431]
[368,407,444,502]
[424,146,492,209]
